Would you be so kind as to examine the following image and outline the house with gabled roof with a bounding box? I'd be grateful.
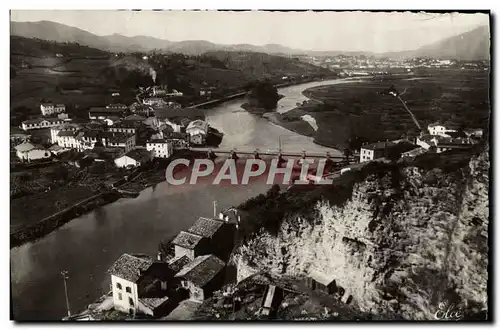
[171,231,205,260]
[171,217,236,262]
[107,253,177,317]
[21,117,65,131]
[174,254,226,302]
[114,149,153,168]
[14,142,51,161]
[306,269,337,295]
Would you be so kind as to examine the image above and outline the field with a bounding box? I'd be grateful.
[272,69,490,149]
[10,185,95,232]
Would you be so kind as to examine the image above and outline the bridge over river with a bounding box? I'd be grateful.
[189,146,354,160]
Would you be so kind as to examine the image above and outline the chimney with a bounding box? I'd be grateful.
[157,251,162,261]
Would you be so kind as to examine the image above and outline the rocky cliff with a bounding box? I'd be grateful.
[231,145,489,320]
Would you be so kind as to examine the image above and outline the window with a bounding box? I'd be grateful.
[129,297,134,306]
[126,286,131,293]
[116,283,122,290]
[118,292,122,300]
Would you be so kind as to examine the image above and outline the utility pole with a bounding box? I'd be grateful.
[213,201,217,218]
[61,270,71,318]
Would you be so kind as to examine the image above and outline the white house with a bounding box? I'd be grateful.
[416,135,438,150]
[107,253,171,316]
[21,118,66,131]
[146,139,174,159]
[14,142,51,161]
[56,131,81,150]
[50,124,80,144]
[40,103,65,116]
[114,149,153,168]
[359,141,396,162]
[102,132,136,153]
[427,122,457,137]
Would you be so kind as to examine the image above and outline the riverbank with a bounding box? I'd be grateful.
[11,190,121,248]
[239,77,354,149]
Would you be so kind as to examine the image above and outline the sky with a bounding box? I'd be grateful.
[10,10,489,52]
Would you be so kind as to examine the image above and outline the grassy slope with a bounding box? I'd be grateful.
[231,145,489,320]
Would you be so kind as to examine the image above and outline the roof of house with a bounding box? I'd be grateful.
[154,107,205,121]
[125,114,146,122]
[175,254,225,287]
[55,104,65,107]
[14,142,44,152]
[309,269,335,286]
[118,149,152,163]
[437,143,475,148]
[82,130,101,138]
[361,141,397,151]
[186,120,209,132]
[163,132,187,140]
[428,122,445,128]
[167,255,191,273]
[89,107,124,114]
[22,117,63,125]
[171,231,204,249]
[139,297,170,310]
[147,139,171,144]
[49,144,65,151]
[111,121,137,129]
[58,130,77,137]
[402,147,427,157]
[107,253,155,283]
[187,217,224,238]
[464,128,484,133]
[105,132,134,143]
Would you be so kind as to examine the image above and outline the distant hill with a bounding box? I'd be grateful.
[10,20,173,53]
[413,25,490,60]
[10,36,334,115]
[9,20,296,55]
[382,25,490,61]
[10,20,490,60]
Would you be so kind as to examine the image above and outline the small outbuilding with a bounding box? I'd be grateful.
[261,285,283,317]
[306,269,336,295]
[175,254,225,302]
[114,149,153,168]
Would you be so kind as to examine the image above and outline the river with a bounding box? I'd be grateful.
[10,78,348,320]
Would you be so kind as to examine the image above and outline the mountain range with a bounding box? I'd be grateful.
[10,20,490,60]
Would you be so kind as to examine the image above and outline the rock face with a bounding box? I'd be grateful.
[232,145,489,320]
